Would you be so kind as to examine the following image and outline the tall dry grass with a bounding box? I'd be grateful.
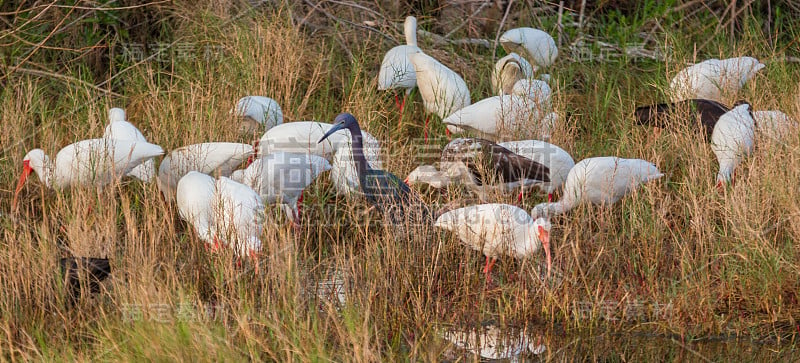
[2,0,800,360]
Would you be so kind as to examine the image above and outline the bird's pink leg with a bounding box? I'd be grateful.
[399,94,407,113]
[394,94,402,110]
[517,190,524,204]
[296,192,304,224]
[548,193,554,203]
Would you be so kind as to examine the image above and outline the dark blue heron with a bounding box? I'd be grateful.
[319,113,427,224]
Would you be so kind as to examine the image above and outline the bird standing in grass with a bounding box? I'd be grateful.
[435,203,552,281]
[408,50,471,140]
[318,113,428,225]
[378,16,420,112]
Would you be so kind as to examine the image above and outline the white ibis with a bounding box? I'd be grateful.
[318,113,428,224]
[230,152,331,225]
[377,16,421,111]
[670,57,765,103]
[634,98,731,141]
[442,79,554,141]
[330,144,383,196]
[435,203,552,280]
[442,324,545,360]
[233,96,283,132]
[711,103,755,187]
[408,50,471,139]
[491,53,534,96]
[256,121,381,162]
[102,107,156,182]
[498,139,575,202]
[752,110,796,142]
[157,142,254,199]
[531,157,663,218]
[176,171,264,259]
[13,139,164,209]
[499,28,558,68]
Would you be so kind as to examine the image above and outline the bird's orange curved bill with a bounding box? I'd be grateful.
[12,161,33,210]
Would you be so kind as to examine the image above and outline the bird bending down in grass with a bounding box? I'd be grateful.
[491,53,534,96]
[233,95,283,133]
[670,57,765,103]
[408,50,471,141]
[531,157,663,218]
[13,138,164,210]
[256,121,382,161]
[319,113,429,225]
[103,107,157,182]
[442,79,555,141]
[711,103,755,188]
[176,172,264,261]
[377,16,421,112]
[499,28,558,69]
[230,152,331,227]
[435,203,552,281]
[157,142,254,199]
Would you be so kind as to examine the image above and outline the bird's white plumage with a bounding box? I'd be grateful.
[102,107,156,182]
[213,176,265,257]
[230,152,331,222]
[234,96,283,130]
[670,57,765,102]
[499,28,558,68]
[377,16,420,93]
[176,171,217,242]
[710,103,755,184]
[257,121,381,163]
[22,138,164,189]
[443,79,552,141]
[531,157,663,218]
[498,139,575,195]
[491,53,535,96]
[752,110,796,142]
[435,203,549,260]
[329,144,383,196]
[157,142,254,199]
[408,50,471,121]
[176,171,264,256]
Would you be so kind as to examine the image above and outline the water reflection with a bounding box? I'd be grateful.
[442,324,545,361]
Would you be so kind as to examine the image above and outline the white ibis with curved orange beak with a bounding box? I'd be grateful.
[435,203,552,281]
[13,138,164,210]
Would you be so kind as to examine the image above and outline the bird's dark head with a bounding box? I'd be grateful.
[318,113,359,144]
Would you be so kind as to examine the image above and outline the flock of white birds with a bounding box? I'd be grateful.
[12,17,797,301]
